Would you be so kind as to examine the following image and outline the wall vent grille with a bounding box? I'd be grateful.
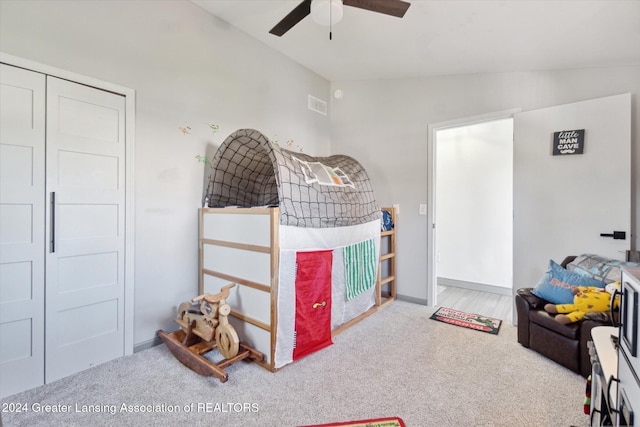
[308,95,327,116]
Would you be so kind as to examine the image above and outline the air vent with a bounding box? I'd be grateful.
[308,95,328,116]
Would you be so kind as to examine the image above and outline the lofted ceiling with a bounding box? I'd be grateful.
[192,0,640,82]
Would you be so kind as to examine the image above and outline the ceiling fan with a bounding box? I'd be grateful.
[269,0,411,37]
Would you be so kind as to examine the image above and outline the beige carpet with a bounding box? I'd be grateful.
[1,300,589,427]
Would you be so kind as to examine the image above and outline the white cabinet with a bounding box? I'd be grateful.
[589,267,640,426]
[0,62,130,398]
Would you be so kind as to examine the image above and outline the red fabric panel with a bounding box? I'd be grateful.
[293,250,333,360]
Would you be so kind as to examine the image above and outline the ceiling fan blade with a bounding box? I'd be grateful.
[269,0,312,37]
[343,0,410,18]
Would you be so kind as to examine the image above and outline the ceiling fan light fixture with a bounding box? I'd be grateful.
[310,0,344,26]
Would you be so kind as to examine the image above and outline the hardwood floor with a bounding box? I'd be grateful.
[436,285,513,322]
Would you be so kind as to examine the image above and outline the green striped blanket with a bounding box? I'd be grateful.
[343,239,377,301]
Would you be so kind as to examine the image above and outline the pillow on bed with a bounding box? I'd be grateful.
[532,259,607,304]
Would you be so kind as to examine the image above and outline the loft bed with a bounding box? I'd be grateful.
[199,129,395,371]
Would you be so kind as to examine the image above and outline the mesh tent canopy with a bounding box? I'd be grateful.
[205,129,379,228]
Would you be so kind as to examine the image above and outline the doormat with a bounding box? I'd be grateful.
[299,417,405,427]
[430,307,502,334]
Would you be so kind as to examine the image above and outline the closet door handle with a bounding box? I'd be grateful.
[50,192,56,253]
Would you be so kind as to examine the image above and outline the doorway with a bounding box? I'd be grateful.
[427,110,518,310]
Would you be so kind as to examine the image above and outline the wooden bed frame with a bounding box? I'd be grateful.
[198,207,396,372]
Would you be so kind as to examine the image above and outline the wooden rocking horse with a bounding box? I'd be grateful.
[157,283,263,382]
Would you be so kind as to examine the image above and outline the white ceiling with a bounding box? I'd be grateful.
[192,0,640,81]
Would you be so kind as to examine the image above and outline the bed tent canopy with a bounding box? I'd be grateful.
[201,129,384,369]
[204,128,380,228]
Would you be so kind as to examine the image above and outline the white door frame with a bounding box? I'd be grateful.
[426,108,520,307]
[0,52,136,355]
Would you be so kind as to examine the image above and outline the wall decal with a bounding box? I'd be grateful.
[179,124,191,135]
[272,134,304,152]
[286,139,304,152]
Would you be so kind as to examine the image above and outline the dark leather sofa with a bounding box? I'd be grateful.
[515,256,614,378]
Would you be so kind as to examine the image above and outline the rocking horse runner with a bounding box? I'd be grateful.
[157,283,263,383]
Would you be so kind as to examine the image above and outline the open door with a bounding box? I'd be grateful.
[513,93,631,322]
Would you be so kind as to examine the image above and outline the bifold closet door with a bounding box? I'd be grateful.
[0,64,47,397]
[45,77,126,383]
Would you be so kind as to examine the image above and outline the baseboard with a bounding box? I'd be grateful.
[133,336,163,353]
[396,294,429,305]
[437,277,512,296]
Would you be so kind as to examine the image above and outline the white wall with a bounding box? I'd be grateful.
[330,67,640,303]
[0,0,331,346]
[435,118,513,289]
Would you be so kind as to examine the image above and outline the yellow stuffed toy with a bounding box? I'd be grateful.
[544,282,620,324]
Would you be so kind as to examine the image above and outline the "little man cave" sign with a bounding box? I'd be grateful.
[552,129,585,155]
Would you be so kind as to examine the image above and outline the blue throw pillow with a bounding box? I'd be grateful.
[531,259,607,304]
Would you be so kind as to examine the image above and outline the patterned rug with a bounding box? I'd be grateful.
[430,307,502,334]
[299,417,405,427]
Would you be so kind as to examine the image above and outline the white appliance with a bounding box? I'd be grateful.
[617,266,640,426]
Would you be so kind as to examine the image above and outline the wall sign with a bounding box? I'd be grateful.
[552,129,585,155]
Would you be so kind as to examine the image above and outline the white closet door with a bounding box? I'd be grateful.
[0,64,46,397]
[45,77,126,382]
